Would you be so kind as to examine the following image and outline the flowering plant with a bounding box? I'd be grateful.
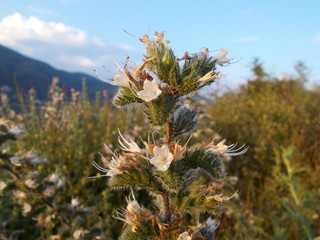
[93,32,246,239]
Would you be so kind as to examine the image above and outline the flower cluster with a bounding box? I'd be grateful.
[91,130,177,178]
[90,32,245,240]
[95,59,163,103]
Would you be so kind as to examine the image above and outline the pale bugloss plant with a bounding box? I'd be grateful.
[93,32,246,239]
[0,119,101,240]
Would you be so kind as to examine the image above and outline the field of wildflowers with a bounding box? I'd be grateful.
[0,34,319,239]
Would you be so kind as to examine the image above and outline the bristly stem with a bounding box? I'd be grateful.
[162,115,174,222]
[162,190,172,222]
[166,115,174,144]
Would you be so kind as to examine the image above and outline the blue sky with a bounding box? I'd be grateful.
[1,0,320,88]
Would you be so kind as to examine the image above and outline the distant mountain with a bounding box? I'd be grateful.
[0,44,116,101]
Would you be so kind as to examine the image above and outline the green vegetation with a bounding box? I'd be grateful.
[0,58,319,239]
[208,62,320,239]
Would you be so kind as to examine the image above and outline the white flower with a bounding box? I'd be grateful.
[209,139,248,157]
[94,64,132,88]
[30,156,46,165]
[10,156,22,166]
[9,126,23,136]
[14,190,26,199]
[214,139,229,153]
[73,229,89,240]
[22,203,32,215]
[126,200,140,213]
[126,191,141,213]
[90,144,130,178]
[25,179,38,189]
[56,178,66,188]
[71,198,81,208]
[43,187,55,197]
[48,173,59,183]
[0,181,7,193]
[118,129,141,153]
[150,144,173,171]
[106,160,123,177]
[114,190,140,227]
[114,66,132,87]
[177,232,192,240]
[213,49,231,66]
[198,70,218,82]
[92,157,122,177]
[136,79,162,102]
[47,173,66,188]
[206,216,220,234]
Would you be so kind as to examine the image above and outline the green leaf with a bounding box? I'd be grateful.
[108,167,161,193]
[173,168,223,214]
[179,53,216,95]
[152,168,183,193]
[173,107,198,136]
[183,147,226,179]
[113,87,143,107]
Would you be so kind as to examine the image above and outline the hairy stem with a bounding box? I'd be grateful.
[162,190,172,222]
[162,115,175,222]
[166,115,174,144]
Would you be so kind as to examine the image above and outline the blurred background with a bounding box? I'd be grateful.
[0,0,319,239]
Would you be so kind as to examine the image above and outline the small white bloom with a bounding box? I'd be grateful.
[177,231,192,240]
[150,144,174,171]
[0,181,7,193]
[14,190,26,199]
[30,156,46,165]
[126,200,140,213]
[43,187,55,197]
[94,64,132,88]
[47,173,66,188]
[209,139,248,157]
[114,190,141,226]
[214,139,229,153]
[206,217,220,234]
[136,79,162,102]
[48,235,60,240]
[90,144,130,178]
[213,49,231,66]
[10,156,22,166]
[71,198,81,208]
[73,229,89,240]
[22,202,32,215]
[56,178,66,188]
[25,179,38,189]
[126,190,141,213]
[198,70,217,82]
[113,66,132,87]
[107,162,122,177]
[9,126,23,136]
[118,129,141,153]
[48,173,60,183]
[91,156,122,178]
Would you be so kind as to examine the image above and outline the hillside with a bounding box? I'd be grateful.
[0,44,116,101]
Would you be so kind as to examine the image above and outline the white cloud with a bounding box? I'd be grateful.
[58,55,96,67]
[230,37,261,43]
[0,13,139,74]
[315,34,320,42]
[0,13,88,46]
